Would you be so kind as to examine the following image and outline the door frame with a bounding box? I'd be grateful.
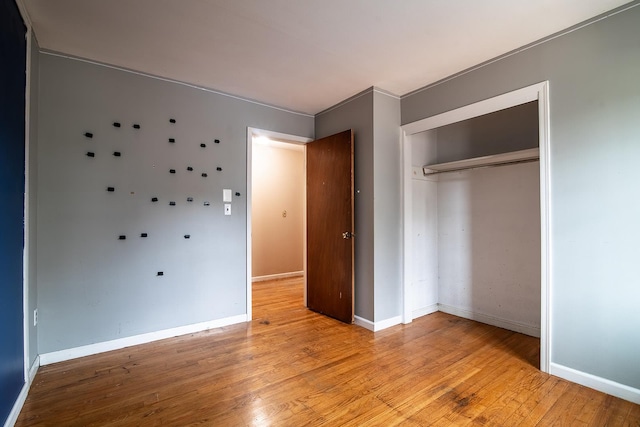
[246,128,312,320]
[400,81,551,372]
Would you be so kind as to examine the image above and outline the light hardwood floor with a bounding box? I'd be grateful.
[17,277,639,426]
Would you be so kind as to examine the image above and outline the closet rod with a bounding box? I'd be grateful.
[422,158,539,176]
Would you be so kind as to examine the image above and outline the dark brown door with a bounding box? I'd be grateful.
[306,129,355,323]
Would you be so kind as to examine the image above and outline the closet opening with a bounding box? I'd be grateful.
[401,82,550,372]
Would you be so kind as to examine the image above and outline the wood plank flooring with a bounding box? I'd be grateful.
[17,277,639,426]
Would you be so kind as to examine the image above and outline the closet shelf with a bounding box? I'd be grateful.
[422,147,539,176]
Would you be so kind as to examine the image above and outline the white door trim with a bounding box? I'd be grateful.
[246,128,312,320]
[400,82,551,372]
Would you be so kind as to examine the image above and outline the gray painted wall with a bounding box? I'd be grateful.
[435,101,538,164]
[315,90,375,321]
[402,4,640,389]
[37,54,313,354]
[372,91,402,322]
[28,32,39,365]
[437,164,541,332]
[315,89,403,323]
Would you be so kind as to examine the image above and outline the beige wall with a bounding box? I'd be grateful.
[252,141,304,278]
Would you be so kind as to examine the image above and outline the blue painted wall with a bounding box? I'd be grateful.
[0,0,26,422]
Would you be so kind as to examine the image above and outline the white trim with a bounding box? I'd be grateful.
[302,144,308,307]
[246,128,312,319]
[538,82,552,373]
[412,304,439,319]
[14,0,32,28]
[3,386,27,427]
[401,131,413,324]
[354,315,375,331]
[374,316,402,331]
[39,314,247,365]
[246,128,253,321]
[402,83,542,135]
[400,81,550,371]
[3,382,28,427]
[40,51,313,118]
[252,271,304,282]
[354,315,402,332]
[550,363,640,405]
[22,24,33,384]
[438,304,541,338]
[3,356,39,427]
[28,356,39,383]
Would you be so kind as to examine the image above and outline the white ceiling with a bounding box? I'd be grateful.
[23,0,631,115]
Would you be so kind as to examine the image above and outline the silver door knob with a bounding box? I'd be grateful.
[342,231,354,239]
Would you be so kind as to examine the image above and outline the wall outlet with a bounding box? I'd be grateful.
[224,204,231,215]
[33,308,38,326]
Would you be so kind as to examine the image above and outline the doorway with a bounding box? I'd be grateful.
[401,82,551,372]
[246,128,312,320]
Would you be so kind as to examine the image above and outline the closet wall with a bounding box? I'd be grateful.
[411,102,541,336]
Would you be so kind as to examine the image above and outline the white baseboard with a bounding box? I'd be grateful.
[252,271,304,282]
[27,356,39,383]
[4,356,40,427]
[39,314,247,365]
[550,362,640,404]
[354,315,402,332]
[438,304,540,338]
[413,304,439,319]
[354,315,374,331]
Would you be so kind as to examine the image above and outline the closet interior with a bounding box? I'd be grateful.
[410,101,542,337]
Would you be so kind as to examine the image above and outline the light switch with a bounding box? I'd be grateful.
[224,204,231,215]
[223,189,232,202]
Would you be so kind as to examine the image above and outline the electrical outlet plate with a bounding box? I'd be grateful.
[224,204,231,215]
